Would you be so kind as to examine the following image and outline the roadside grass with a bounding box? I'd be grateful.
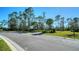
[45,31,79,39]
[30,30,79,39]
[0,38,11,51]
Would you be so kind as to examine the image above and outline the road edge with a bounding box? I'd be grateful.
[0,35,25,51]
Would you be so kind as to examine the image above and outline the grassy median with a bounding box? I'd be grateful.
[0,38,11,51]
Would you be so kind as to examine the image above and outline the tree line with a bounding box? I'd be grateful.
[0,7,79,32]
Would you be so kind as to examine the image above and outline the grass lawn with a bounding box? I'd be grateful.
[46,31,79,39]
[0,38,11,51]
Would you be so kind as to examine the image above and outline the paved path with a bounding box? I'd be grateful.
[0,32,79,51]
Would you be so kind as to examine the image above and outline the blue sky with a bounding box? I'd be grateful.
[0,7,79,21]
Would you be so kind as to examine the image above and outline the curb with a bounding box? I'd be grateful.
[0,35,25,51]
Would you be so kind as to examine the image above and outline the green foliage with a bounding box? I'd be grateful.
[67,17,79,32]
[46,18,53,29]
[46,18,53,25]
[4,8,79,32]
[31,21,37,26]
[8,7,34,31]
[42,29,56,33]
[42,30,47,33]
[8,12,17,31]
[49,29,56,33]
[36,16,44,30]
[0,39,11,51]
[46,31,79,39]
[31,21,38,30]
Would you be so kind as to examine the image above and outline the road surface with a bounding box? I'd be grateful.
[0,32,79,51]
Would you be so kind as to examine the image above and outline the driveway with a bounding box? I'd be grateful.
[0,32,79,51]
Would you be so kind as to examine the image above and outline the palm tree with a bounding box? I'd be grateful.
[46,18,53,30]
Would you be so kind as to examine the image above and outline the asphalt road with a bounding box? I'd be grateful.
[0,32,79,51]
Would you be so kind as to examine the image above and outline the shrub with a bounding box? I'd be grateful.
[53,29,56,33]
[71,29,79,32]
[42,29,56,33]
[42,30,47,33]
[0,29,3,31]
[49,29,56,33]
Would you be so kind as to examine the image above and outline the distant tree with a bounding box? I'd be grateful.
[0,21,3,29]
[2,20,7,29]
[60,17,64,31]
[43,12,46,19]
[55,15,61,30]
[16,7,34,31]
[67,17,79,32]
[37,16,44,30]
[70,17,79,39]
[18,11,27,31]
[0,20,6,29]
[31,21,38,30]
[66,18,72,30]
[46,18,53,30]
[72,17,79,31]
[8,12,18,30]
[24,7,34,30]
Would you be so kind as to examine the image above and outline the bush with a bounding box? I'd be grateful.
[42,29,56,33]
[0,29,3,31]
[53,29,56,33]
[42,30,47,33]
[3,28,9,31]
[49,29,56,33]
[71,29,79,32]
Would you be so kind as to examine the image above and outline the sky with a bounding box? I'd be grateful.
[1,7,79,27]
[0,7,79,21]
[0,7,79,25]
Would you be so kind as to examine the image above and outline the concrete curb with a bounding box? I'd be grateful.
[0,35,24,51]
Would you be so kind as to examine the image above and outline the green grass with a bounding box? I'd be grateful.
[0,38,11,51]
[46,31,79,39]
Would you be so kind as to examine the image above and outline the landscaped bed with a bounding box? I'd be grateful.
[0,38,11,51]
